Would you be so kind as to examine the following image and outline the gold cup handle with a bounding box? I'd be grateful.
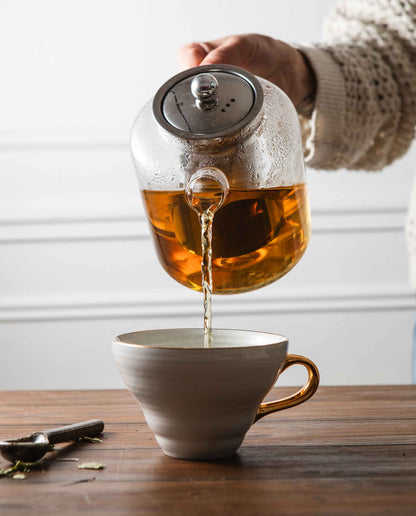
[254,354,320,422]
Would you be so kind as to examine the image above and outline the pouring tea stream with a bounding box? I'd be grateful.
[185,167,229,347]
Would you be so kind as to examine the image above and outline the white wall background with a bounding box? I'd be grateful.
[0,0,414,390]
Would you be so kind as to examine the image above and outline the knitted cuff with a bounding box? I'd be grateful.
[296,46,346,169]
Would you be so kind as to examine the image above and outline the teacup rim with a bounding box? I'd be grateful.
[113,328,288,350]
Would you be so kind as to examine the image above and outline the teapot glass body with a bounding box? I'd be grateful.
[131,66,310,294]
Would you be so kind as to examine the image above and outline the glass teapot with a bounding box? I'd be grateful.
[131,64,310,294]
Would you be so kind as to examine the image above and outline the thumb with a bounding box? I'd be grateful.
[177,42,210,70]
[199,42,243,67]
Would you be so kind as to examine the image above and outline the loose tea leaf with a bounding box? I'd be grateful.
[78,462,105,470]
[79,436,103,443]
[12,473,26,480]
[0,466,15,477]
[0,461,38,478]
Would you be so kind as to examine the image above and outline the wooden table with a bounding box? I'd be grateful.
[0,386,415,515]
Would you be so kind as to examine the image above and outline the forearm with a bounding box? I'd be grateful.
[301,0,416,171]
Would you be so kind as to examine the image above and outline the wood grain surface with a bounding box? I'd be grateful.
[0,386,415,515]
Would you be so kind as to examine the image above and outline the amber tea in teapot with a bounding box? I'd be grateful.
[142,182,310,294]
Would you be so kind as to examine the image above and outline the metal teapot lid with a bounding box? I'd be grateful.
[153,64,264,140]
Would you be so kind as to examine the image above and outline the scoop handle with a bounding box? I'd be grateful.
[34,419,104,445]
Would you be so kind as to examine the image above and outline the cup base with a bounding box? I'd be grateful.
[155,434,245,461]
[163,449,238,461]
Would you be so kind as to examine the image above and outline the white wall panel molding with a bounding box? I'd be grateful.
[311,207,406,233]
[0,127,128,150]
[1,286,414,323]
[0,217,149,244]
[0,207,407,244]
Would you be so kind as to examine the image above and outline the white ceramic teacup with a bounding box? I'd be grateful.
[112,328,319,460]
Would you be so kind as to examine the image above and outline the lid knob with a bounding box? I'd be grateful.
[191,73,219,101]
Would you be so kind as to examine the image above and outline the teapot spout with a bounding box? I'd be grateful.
[185,167,229,216]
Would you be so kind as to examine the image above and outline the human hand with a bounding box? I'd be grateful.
[178,34,316,116]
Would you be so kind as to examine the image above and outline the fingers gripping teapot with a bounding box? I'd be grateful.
[131,64,310,294]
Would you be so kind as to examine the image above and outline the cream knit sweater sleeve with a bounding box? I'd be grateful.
[299,0,416,171]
